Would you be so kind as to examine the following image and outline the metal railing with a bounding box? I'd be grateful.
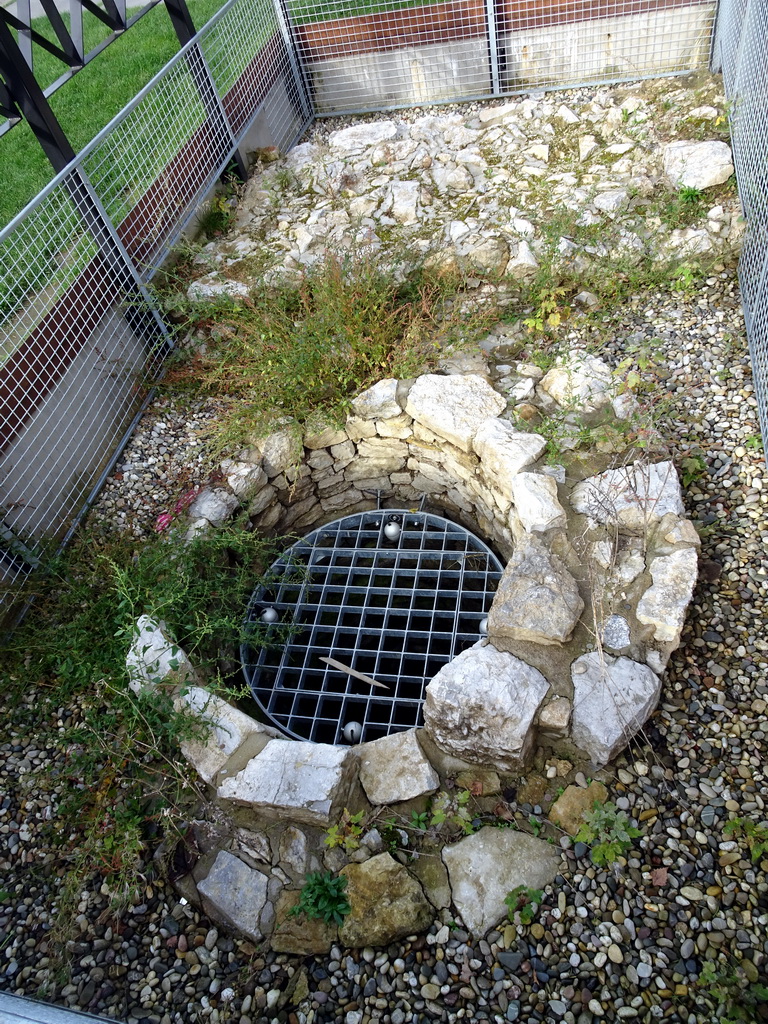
[0,0,720,612]
[713,0,768,448]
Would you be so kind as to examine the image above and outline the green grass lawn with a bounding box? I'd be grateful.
[0,0,227,230]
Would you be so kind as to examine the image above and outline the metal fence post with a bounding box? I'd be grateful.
[272,0,314,122]
[164,0,248,179]
[485,0,501,97]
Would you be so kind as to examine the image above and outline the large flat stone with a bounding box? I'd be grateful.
[636,547,698,643]
[339,853,433,947]
[473,419,547,503]
[188,487,239,525]
[487,535,584,645]
[548,781,608,835]
[197,850,269,943]
[570,460,684,531]
[424,644,549,771]
[329,120,398,152]
[176,687,279,786]
[442,827,560,936]
[570,652,662,766]
[405,374,506,452]
[218,740,357,827]
[358,730,439,805]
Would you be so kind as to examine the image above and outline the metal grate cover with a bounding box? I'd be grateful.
[241,509,503,745]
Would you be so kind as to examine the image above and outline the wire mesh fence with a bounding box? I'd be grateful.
[0,0,309,612]
[713,0,768,448]
[288,0,716,115]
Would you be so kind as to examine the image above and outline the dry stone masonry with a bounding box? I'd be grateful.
[126,346,701,951]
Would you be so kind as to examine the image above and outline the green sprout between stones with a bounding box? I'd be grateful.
[505,885,544,926]
[575,801,641,867]
[289,871,351,927]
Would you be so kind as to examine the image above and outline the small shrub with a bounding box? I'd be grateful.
[575,801,641,867]
[659,186,705,228]
[505,885,543,926]
[289,871,351,927]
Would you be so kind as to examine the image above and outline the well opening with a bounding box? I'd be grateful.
[242,508,503,745]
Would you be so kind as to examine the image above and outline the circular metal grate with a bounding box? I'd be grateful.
[241,509,504,745]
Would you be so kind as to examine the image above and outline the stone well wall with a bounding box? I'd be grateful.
[127,349,701,948]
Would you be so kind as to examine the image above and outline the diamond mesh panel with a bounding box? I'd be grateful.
[242,510,503,745]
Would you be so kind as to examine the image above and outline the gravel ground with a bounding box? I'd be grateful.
[2,108,767,1024]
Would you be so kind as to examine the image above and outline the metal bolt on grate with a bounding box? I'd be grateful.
[241,509,504,745]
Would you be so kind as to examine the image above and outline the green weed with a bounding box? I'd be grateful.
[698,959,768,1023]
[723,818,768,864]
[325,809,366,853]
[658,186,705,229]
[679,452,708,487]
[575,801,641,867]
[430,788,475,835]
[505,885,543,926]
[161,248,496,459]
[289,871,351,927]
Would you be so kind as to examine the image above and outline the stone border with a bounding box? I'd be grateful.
[127,348,699,949]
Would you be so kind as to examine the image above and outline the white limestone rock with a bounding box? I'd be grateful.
[510,472,567,533]
[218,740,357,827]
[126,616,198,695]
[663,140,734,190]
[570,460,685,531]
[329,120,398,153]
[473,419,547,502]
[538,696,572,736]
[198,850,269,943]
[187,275,250,303]
[176,686,279,786]
[442,827,560,936]
[351,378,402,420]
[488,536,584,645]
[188,487,239,525]
[570,652,662,765]
[424,644,549,771]
[636,547,698,643]
[537,351,614,415]
[600,614,632,651]
[593,190,629,217]
[252,421,303,478]
[358,730,439,805]
[221,461,268,500]
[303,410,348,449]
[389,180,421,225]
[405,374,506,453]
[507,239,539,280]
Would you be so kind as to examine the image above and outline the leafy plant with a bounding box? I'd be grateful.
[505,885,544,926]
[410,810,429,831]
[575,801,641,867]
[523,286,570,334]
[289,871,351,927]
[528,814,542,837]
[723,818,768,864]
[698,959,768,1023]
[680,452,708,487]
[325,808,366,852]
[430,789,474,835]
